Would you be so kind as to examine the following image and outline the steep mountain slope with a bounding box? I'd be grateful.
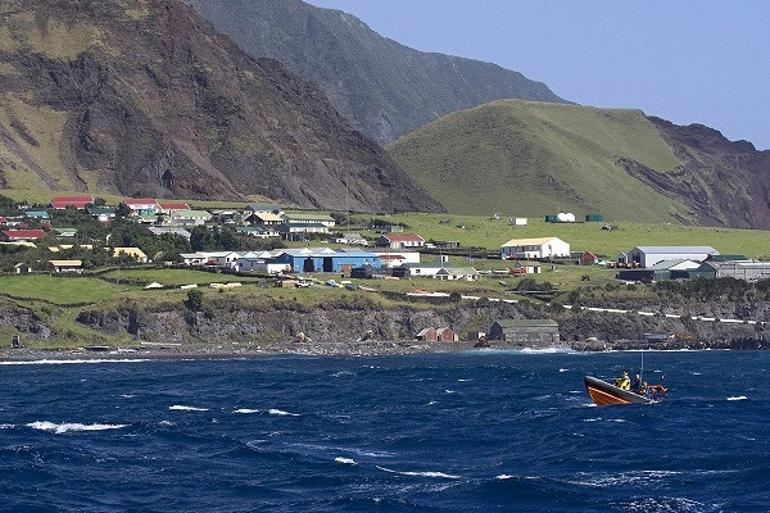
[187,0,565,144]
[0,0,442,212]
[389,100,770,229]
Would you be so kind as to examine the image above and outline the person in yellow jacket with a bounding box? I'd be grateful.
[615,370,631,391]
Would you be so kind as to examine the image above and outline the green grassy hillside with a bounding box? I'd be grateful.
[355,212,770,259]
[389,100,694,222]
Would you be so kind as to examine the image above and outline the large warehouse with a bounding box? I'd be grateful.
[273,249,381,273]
[620,246,719,267]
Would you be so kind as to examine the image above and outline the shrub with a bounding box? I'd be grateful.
[184,289,203,311]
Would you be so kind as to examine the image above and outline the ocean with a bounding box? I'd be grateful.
[1,350,768,512]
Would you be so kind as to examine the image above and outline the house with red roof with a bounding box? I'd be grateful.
[123,198,158,214]
[50,195,94,209]
[157,201,190,215]
[1,229,47,241]
[376,233,425,250]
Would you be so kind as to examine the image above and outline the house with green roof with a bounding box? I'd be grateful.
[282,212,336,228]
[53,227,78,238]
[25,210,50,220]
[168,209,212,226]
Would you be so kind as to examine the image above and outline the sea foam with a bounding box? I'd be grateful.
[0,359,151,365]
[334,457,357,465]
[233,408,260,414]
[727,396,748,401]
[376,466,460,479]
[27,421,128,434]
[169,405,209,412]
[268,409,300,417]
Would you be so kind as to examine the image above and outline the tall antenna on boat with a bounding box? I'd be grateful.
[640,352,644,383]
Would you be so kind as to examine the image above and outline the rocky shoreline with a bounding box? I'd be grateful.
[1,334,768,364]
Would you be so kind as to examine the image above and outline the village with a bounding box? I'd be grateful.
[1,193,769,348]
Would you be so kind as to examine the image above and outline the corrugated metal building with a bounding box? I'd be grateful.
[274,250,381,273]
[707,261,770,282]
[623,246,719,267]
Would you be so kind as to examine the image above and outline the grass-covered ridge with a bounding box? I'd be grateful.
[355,213,770,259]
[389,99,692,222]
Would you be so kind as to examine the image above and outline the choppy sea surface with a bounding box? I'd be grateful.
[1,350,768,512]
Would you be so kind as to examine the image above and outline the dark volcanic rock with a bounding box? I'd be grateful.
[0,0,442,212]
[620,117,770,229]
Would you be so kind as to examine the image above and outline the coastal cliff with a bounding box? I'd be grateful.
[2,294,767,353]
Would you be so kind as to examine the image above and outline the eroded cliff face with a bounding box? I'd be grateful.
[0,0,442,212]
[70,298,768,349]
[622,117,770,229]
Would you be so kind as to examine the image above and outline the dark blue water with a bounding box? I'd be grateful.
[1,351,768,512]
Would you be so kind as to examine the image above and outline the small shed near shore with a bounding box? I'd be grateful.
[416,327,458,342]
[488,319,560,346]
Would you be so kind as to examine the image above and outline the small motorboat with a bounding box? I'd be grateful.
[584,375,653,406]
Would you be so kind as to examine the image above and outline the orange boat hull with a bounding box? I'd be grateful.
[584,376,650,406]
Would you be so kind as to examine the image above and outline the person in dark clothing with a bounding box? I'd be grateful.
[632,374,647,395]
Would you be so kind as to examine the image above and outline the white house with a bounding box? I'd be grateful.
[124,198,158,214]
[232,258,291,274]
[282,212,336,228]
[376,233,425,250]
[622,246,719,267]
[180,251,239,267]
[237,226,280,238]
[500,237,571,259]
[335,232,368,246]
[435,267,479,281]
[167,209,212,226]
[374,251,421,268]
[48,259,83,274]
[402,263,444,277]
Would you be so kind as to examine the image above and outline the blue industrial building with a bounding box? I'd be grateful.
[273,250,382,273]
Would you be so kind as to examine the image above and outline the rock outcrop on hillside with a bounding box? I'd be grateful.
[628,117,770,229]
[0,0,442,212]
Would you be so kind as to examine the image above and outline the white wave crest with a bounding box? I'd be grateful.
[169,405,209,412]
[157,420,174,427]
[496,474,514,480]
[0,423,15,429]
[233,408,260,414]
[376,465,460,479]
[268,409,300,417]
[559,368,569,373]
[335,457,357,465]
[0,359,150,365]
[727,395,748,401]
[27,421,128,434]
